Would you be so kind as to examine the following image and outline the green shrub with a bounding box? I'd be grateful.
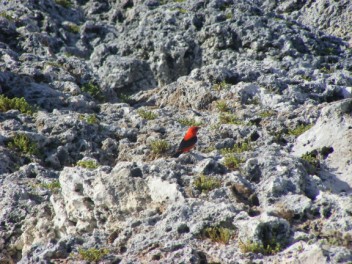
[225,12,233,20]
[193,175,221,193]
[239,239,282,255]
[176,8,187,13]
[322,47,335,55]
[79,114,99,125]
[320,66,334,74]
[137,109,157,120]
[215,100,229,112]
[45,61,63,68]
[67,23,80,33]
[55,0,72,8]
[233,140,251,152]
[199,226,233,244]
[301,75,312,82]
[64,52,74,57]
[86,114,99,125]
[288,124,313,137]
[81,82,103,101]
[213,80,229,91]
[150,140,170,155]
[301,151,320,168]
[78,248,109,262]
[223,154,243,170]
[0,12,14,21]
[221,140,251,155]
[76,160,99,169]
[39,180,61,193]
[321,230,352,248]
[7,134,39,155]
[259,110,275,118]
[246,97,260,105]
[119,93,132,103]
[219,113,243,125]
[0,95,35,115]
[177,118,203,127]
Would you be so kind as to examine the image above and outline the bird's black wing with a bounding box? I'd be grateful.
[177,136,197,151]
[172,136,198,157]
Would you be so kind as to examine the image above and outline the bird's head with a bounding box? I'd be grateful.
[189,126,200,134]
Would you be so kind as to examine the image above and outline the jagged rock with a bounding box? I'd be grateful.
[1,0,352,262]
[52,162,163,235]
[293,98,352,193]
[237,214,291,248]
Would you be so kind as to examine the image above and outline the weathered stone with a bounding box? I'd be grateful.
[1,0,352,262]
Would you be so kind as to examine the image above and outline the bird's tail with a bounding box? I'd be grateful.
[172,151,181,158]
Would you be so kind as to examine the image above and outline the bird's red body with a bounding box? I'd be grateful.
[173,126,200,157]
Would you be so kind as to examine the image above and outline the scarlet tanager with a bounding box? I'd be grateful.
[173,126,200,157]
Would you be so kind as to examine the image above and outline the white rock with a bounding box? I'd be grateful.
[292,99,352,193]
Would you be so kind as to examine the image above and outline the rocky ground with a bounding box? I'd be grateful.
[0,0,352,263]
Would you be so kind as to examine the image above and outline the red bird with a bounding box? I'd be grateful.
[173,126,200,157]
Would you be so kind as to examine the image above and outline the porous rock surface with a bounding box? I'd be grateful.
[0,0,352,263]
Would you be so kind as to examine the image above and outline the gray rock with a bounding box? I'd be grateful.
[292,99,352,193]
[1,0,352,262]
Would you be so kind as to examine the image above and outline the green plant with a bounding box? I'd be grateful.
[219,113,243,125]
[320,66,334,74]
[239,239,282,255]
[321,230,352,248]
[76,160,99,169]
[64,52,74,57]
[86,114,99,125]
[150,139,170,155]
[271,130,287,145]
[137,109,157,120]
[221,140,251,155]
[199,226,233,244]
[225,12,233,20]
[67,23,80,33]
[170,7,187,13]
[288,124,313,137]
[77,248,109,262]
[177,117,203,127]
[55,0,72,8]
[193,175,221,193]
[45,61,63,68]
[79,114,99,125]
[296,242,304,253]
[213,80,229,91]
[259,110,275,118]
[215,100,229,112]
[301,151,320,168]
[301,75,312,82]
[210,123,221,131]
[246,97,260,105]
[0,12,14,21]
[39,180,61,193]
[223,154,243,170]
[322,47,335,55]
[81,82,104,101]
[119,93,132,103]
[0,95,35,115]
[7,134,39,155]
